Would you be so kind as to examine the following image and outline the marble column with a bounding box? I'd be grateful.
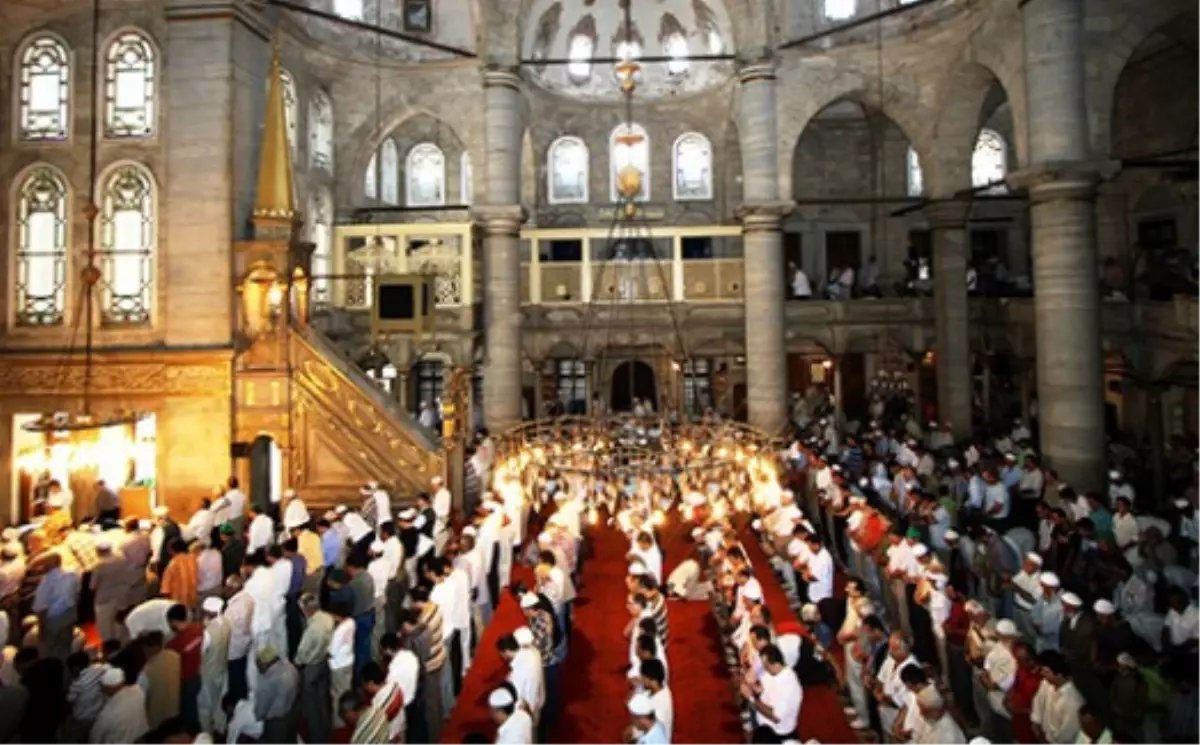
[478,68,525,431]
[1015,0,1106,491]
[926,200,973,438]
[737,60,791,434]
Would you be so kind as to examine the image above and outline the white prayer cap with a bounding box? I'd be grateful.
[1175,499,1190,509]
[462,526,477,537]
[488,687,516,708]
[399,508,418,521]
[370,540,384,555]
[1094,599,1116,615]
[202,596,225,615]
[137,519,152,530]
[800,604,820,623]
[94,539,113,552]
[536,532,552,546]
[912,544,929,559]
[848,512,865,530]
[850,718,869,730]
[1116,652,1137,668]
[690,528,704,539]
[777,634,801,667]
[995,619,1019,637]
[800,520,816,534]
[916,686,944,710]
[334,505,348,515]
[969,738,992,745]
[751,519,763,531]
[323,510,338,521]
[628,563,647,576]
[1039,572,1060,587]
[520,593,539,609]
[944,530,960,542]
[431,476,444,485]
[742,583,763,602]
[512,627,534,646]
[1061,592,1083,607]
[1024,553,1043,566]
[781,490,795,501]
[628,693,655,717]
[831,464,843,473]
[153,506,170,518]
[100,666,124,686]
[283,489,296,499]
[1004,453,1016,461]
[1109,470,1121,480]
[964,600,984,615]
[857,477,869,488]
[947,459,960,469]
[194,735,215,745]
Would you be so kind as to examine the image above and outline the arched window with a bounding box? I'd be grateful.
[13,165,70,326]
[406,143,445,207]
[673,133,712,200]
[906,146,924,197]
[97,163,156,325]
[103,30,156,138]
[566,34,594,82]
[308,90,333,171]
[548,136,589,204]
[972,128,1008,194]
[824,0,856,20]
[664,34,689,77]
[364,152,378,199]
[460,152,473,205]
[332,0,363,21]
[17,35,71,141]
[279,69,299,161]
[308,188,332,306]
[380,139,399,204]
[609,123,649,202]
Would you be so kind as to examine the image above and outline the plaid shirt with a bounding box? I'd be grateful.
[529,610,561,665]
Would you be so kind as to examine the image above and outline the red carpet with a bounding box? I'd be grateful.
[740,529,857,744]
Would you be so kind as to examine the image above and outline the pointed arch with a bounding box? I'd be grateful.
[15,32,72,141]
[96,161,157,325]
[10,163,71,326]
[673,132,713,201]
[406,143,446,207]
[548,135,589,204]
[609,122,649,202]
[380,139,400,204]
[102,28,157,139]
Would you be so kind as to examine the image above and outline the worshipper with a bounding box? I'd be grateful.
[400,606,445,744]
[254,646,299,743]
[330,600,358,728]
[625,691,669,744]
[223,574,255,701]
[1163,586,1199,676]
[167,602,206,733]
[499,629,544,728]
[188,498,216,547]
[223,691,264,743]
[161,538,199,610]
[216,477,248,533]
[32,552,78,660]
[978,618,1020,742]
[873,632,919,737]
[1058,592,1104,707]
[1107,653,1148,740]
[913,686,965,744]
[90,665,150,744]
[152,506,184,576]
[1030,650,1084,744]
[281,539,308,657]
[247,504,274,555]
[295,592,335,745]
[380,632,422,744]
[91,539,131,643]
[141,630,183,732]
[346,553,377,682]
[93,480,121,524]
[359,661,407,743]
[197,535,224,607]
[198,596,232,735]
[1005,641,1045,744]
[432,476,453,553]
[640,658,674,742]
[742,644,802,742]
[337,689,385,744]
[65,651,109,742]
[490,683,534,745]
[219,522,247,580]
[1030,571,1064,653]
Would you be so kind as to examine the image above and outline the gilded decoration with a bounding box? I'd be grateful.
[0,361,231,397]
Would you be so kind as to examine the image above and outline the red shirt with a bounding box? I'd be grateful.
[166,623,204,681]
[1008,666,1043,743]
[857,514,889,553]
[943,600,970,644]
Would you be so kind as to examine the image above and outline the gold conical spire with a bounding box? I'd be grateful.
[253,36,296,225]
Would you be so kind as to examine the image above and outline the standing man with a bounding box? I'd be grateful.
[432,476,453,554]
[166,603,205,733]
[32,553,78,660]
[254,646,300,743]
[197,596,231,735]
[217,477,248,535]
[294,592,335,744]
[90,540,127,644]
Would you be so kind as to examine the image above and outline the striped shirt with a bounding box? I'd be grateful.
[419,604,446,672]
[649,594,669,646]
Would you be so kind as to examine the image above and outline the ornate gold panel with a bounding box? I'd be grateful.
[0,360,231,397]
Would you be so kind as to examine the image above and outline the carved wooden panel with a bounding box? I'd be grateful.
[0,361,231,397]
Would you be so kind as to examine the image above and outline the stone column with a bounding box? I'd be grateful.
[477,68,525,431]
[737,60,791,434]
[1015,0,1106,491]
[926,200,973,438]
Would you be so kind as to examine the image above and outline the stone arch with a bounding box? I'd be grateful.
[928,61,1023,198]
[348,110,468,205]
[779,81,931,201]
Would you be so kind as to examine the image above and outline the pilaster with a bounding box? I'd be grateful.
[738,203,792,435]
[923,200,972,438]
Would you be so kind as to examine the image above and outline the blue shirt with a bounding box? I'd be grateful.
[287,553,306,596]
[1002,466,1024,489]
[33,567,79,618]
[321,530,343,567]
[637,723,669,744]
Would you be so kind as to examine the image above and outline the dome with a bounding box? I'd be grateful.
[522,0,736,102]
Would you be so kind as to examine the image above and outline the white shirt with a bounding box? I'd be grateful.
[269,559,293,598]
[791,269,812,297]
[508,647,544,715]
[983,642,1017,716]
[283,499,310,531]
[223,488,247,522]
[343,513,373,543]
[1019,469,1045,496]
[651,687,674,741]
[330,617,356,670]
[247,514,274,554]
[1112,513,1140,550]
[985,483,1010,519]
[368,557,391,601]
[90,686,150,744]
[805,547,834,603]
[186,508,214,546]
[429,581,457,641]
[433,488,452,533]
[915,713,966,744]
[447,568,473,631]
[124,598,174,640]
[760,666,802,735]
[225,590,255,660]
[1031,680,1085,743]
[1108,482,1135,506]
[372,489,393,526]
[387,649,420,708]
[226,697,263,744]
[495,709,534,744]
[877,655,916,710]
[1165,603,1199,646]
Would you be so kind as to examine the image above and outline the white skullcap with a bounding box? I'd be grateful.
[1093,599,1116,615]
[777,633,801,667]
[742,583,763,602]
[1061,592,1083,606]
[751,519,763,531]
[1116,652,1136,667]
[202,596,225,614]
[1039,572,1060,587]
[912,544,929,559]
[944,530,960,542]
[916,686,944,709]
[398,508,417,521]
[94,539,112,552]
[137,519,152,530]
[995,619,1019,637]
[194,735,215,745]
[431,476,444,485]
[334,505,348,515]
[46,494,65,509]
[520,593,539,609]
[283,489,296,498]
[800,604,820,623]
[461,526,477,537]
[781,489,795,500]
[323,510,338,521]
[964,600,984,614]
[1109,470,1121,479]
[1004,453,1016,461]
[969,738,992,745]
[690,528,704,539]
[512,627,534,646]
[1175,499,1190,509]
[536,532,552,546]
[488,687,516,708]
[850,718,869,730]
[628,693,655,717]
[100,666,124,686]
[153,506,170,518]
[628,563,647,576]
[948,459,960,469]
[1025,553,1043,566]
[370,540,384,554]
[831,464,843,473]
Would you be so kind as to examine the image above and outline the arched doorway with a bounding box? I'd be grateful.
[248,435,282,516]
[611,361,657,412]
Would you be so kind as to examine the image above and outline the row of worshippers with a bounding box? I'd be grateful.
[759,415,1199,745]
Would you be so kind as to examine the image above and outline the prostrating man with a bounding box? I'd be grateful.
[489,684,533,745]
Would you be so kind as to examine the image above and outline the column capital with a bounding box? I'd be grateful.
[482,66,522,91]
[736,201,793,231]
[922,199,971,229]
[473,204,526,235]
[737,59,777,85]
[1008,159,1119,203]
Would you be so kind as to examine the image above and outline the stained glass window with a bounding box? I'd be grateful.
[825,0,856,20]
[18,35,71,141]
[98,164,155,325]
[549,136,589,204]
[972,128,1009,194]
[309,188,332,305]
[308,90,333,171]
[673,133,712,200]
[460,152,472,205]
[610,122,649,202]
[380,139,399,204]
[103,30,156,138]
[664,34,689,77]
[406,143,445,207]
[907,146,924,197]
[14,166,69,326]
[333,0,363,21]
[567,34,594,82]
